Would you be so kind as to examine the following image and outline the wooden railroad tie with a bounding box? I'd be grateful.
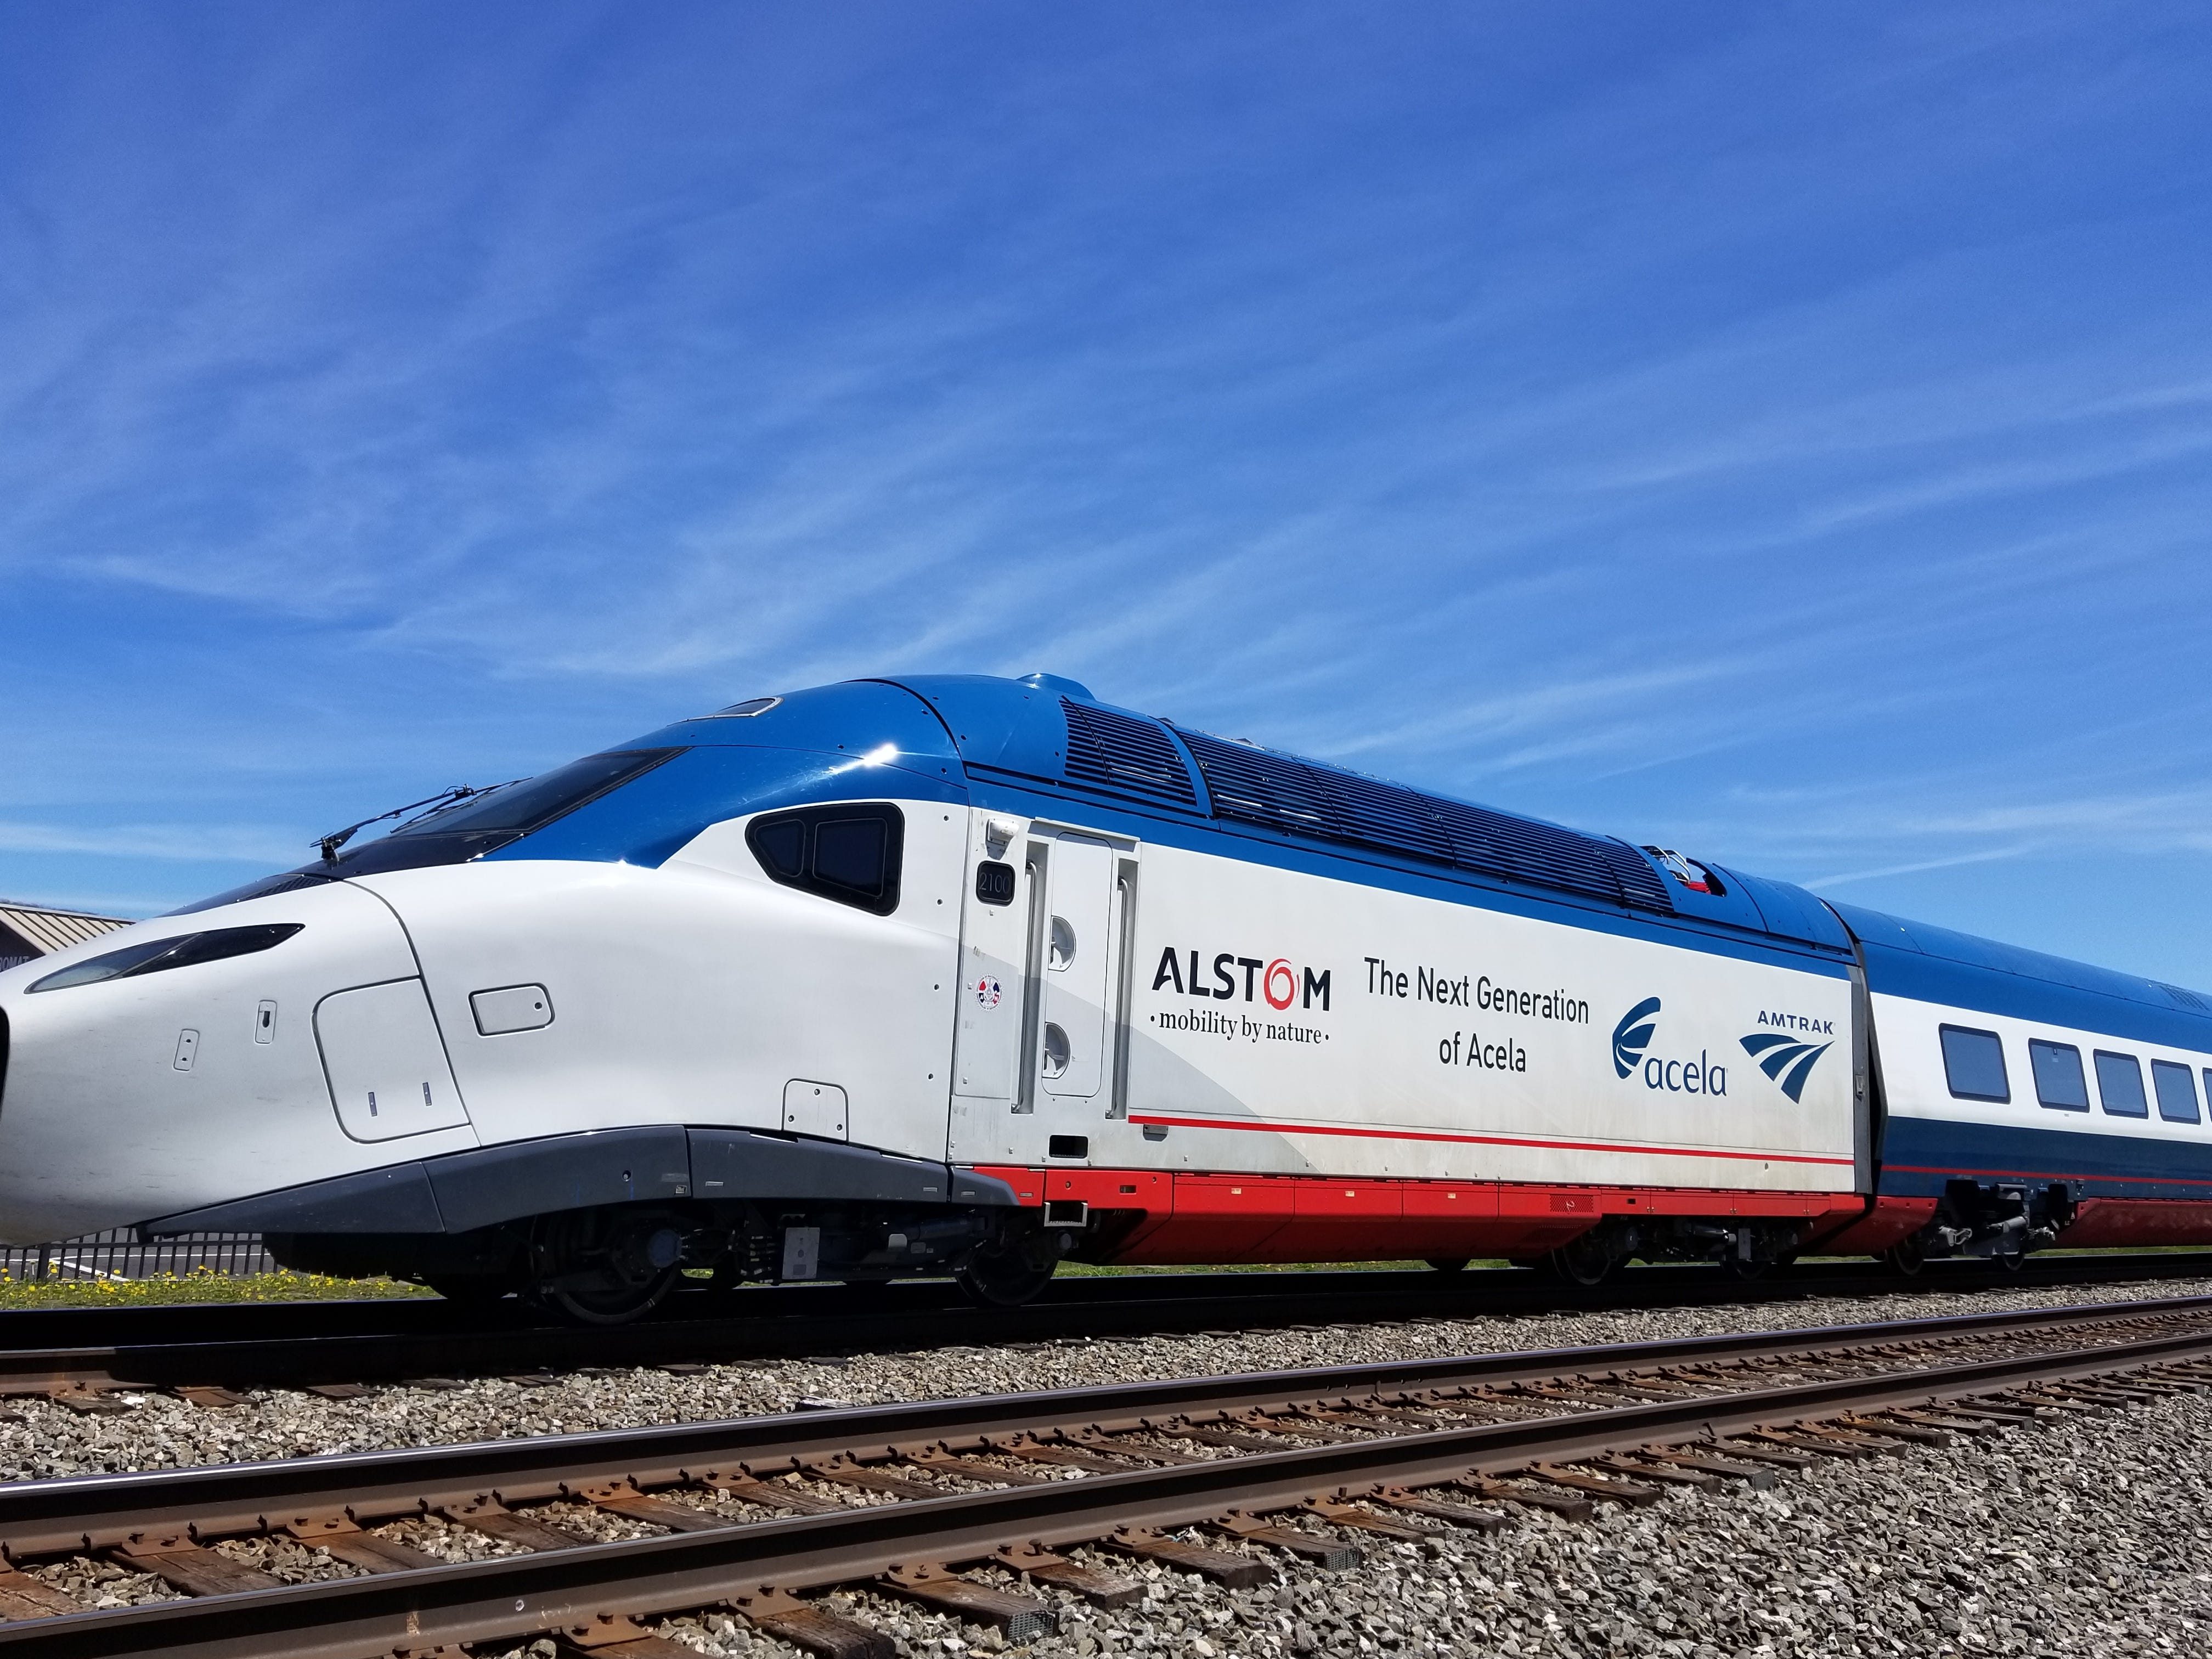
[728,1587,895,1659]
[438,1495,594,1551]
[281,1514,441,1573]
[0,1566,84,1622]
[1107,1526,1273,1588]
[699,1470,850,1515]
[110,1533,284,1597]
[575,1480,742,1533]
[556,1610,699,1658]
[991,1541,1144,1607]
[876,1561,1058,1641]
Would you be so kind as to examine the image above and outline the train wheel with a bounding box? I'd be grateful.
[1545,1235,1618,1286]
[1990,1247,2027,1272]
[955,1241,1058,1308]
[1722,1252,1796,1282]
[1878,1238,1927,1277]
[537,1266,679,1325]
[1424,1258,1470,1273]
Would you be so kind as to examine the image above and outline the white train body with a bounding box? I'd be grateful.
[1,673,2204,1316]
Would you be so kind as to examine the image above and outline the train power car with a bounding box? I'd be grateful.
[1,674,2207,1321]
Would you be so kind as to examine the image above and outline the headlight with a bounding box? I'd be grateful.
[27,924,304,993]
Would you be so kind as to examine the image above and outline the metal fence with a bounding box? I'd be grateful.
[0,1230,273,1282]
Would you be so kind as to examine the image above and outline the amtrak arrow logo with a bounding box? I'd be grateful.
[1739,1032,1833,1102]
[1612,997,1661,1078]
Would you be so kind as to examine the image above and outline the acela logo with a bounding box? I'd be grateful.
[1739,1031,1832,1102]
[1612,997,1660,1078]
[1610,997,1729,1095]
[1152,947,1331,1011]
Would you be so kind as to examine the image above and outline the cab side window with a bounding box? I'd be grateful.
[746,804,904,915]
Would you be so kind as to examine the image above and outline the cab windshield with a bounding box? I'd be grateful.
[318,748,685,874]
[398,751,681,837]
[171,748,687,910]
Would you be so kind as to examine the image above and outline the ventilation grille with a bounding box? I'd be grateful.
[1060,700,1199,808]
[1600,842,1677,912]
[2157,982,2209,1012]
[1169,730,1331,831]
[1172,726,1672,913]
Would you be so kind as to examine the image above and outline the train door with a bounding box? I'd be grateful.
[1037,833,1116,1103]
[946,814,1135,1165]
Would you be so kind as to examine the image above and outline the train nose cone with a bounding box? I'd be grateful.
[0,879,446,1243]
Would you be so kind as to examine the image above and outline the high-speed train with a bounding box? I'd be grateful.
[2,673,2208,1321]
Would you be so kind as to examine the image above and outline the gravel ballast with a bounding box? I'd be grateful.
[445,1385,2212,1659]
[3,1273,2211,1482]
[6,1275,2212,1652]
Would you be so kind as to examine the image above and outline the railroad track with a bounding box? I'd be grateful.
[4,1250,2208,1398]
[1,1293,2209,1657]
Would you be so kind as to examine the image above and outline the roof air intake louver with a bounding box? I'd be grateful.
[1169,730,1332,832]
[1598,842,1677,913]
[1060,700,1199,809]
[1171,725,1672,915]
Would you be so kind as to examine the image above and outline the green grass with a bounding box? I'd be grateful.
[0,1268,435,1309]
[1,1244,2194,1312]
[1058,1259,1511,1276]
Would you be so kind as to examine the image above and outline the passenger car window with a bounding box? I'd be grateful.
[2094,1051,2149,1118]
[744,803,904,915]
[2152,1060,2202,1124]
[1938,1026,2009,1103]
[2029,1040,2090,1111]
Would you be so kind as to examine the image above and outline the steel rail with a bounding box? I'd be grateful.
[4,1312,2210,1658]
[1,1252,2206,1397]
[0,1291,2204,1554]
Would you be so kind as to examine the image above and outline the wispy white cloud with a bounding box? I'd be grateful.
[0,821,297,865]
[4,1,2212,978]
[1803,848,2035,891]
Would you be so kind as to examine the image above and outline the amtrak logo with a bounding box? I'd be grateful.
[1612,997,1661,1079]
[1739,1031,1832,1102]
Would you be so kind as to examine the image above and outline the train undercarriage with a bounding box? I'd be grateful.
[268,1199,1088,1323]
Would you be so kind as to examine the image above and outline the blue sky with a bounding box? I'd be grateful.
[4,4,2211,983]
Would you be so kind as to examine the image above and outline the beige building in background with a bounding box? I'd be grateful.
[0,901,131,972]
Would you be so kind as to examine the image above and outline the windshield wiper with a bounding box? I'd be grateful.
[313,783,515,866]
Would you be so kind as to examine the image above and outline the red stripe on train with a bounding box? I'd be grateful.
[1125,1114,1855,1168]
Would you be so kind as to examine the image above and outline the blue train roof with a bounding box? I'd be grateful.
[618,673,1884,950]
[888,673,1699,918]
[1828,899,2212,1031]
